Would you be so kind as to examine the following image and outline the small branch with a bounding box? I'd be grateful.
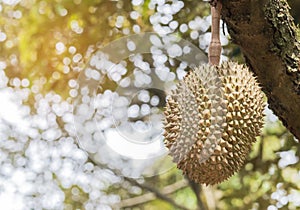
[114,179,189,209]
[118,177,188,210]
[114,191,155,208]
[161,179,188,194]
[187,178,208,210]
[86,157,190,210]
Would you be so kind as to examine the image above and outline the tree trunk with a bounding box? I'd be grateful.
[221,0,300,140]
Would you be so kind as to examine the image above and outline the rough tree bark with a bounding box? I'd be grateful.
[221,0,300,140]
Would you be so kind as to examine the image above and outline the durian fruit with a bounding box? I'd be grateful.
[164,61,265,185]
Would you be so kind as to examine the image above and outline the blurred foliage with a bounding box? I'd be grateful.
[217,119,300,210]
[64,186,89,209]
[4,0,133,96]
[0,0,211,97]
[1,0,300,210]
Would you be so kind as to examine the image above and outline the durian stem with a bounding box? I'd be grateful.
[209,0,222,66]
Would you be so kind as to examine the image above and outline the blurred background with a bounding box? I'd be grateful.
[0,0,300,209]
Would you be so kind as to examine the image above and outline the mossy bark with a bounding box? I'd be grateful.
[221,0,300,140]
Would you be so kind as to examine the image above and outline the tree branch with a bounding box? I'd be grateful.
[114,178,189,209]
[86,157,189,210]
[221,0,300,140]
[187,177,207,210]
